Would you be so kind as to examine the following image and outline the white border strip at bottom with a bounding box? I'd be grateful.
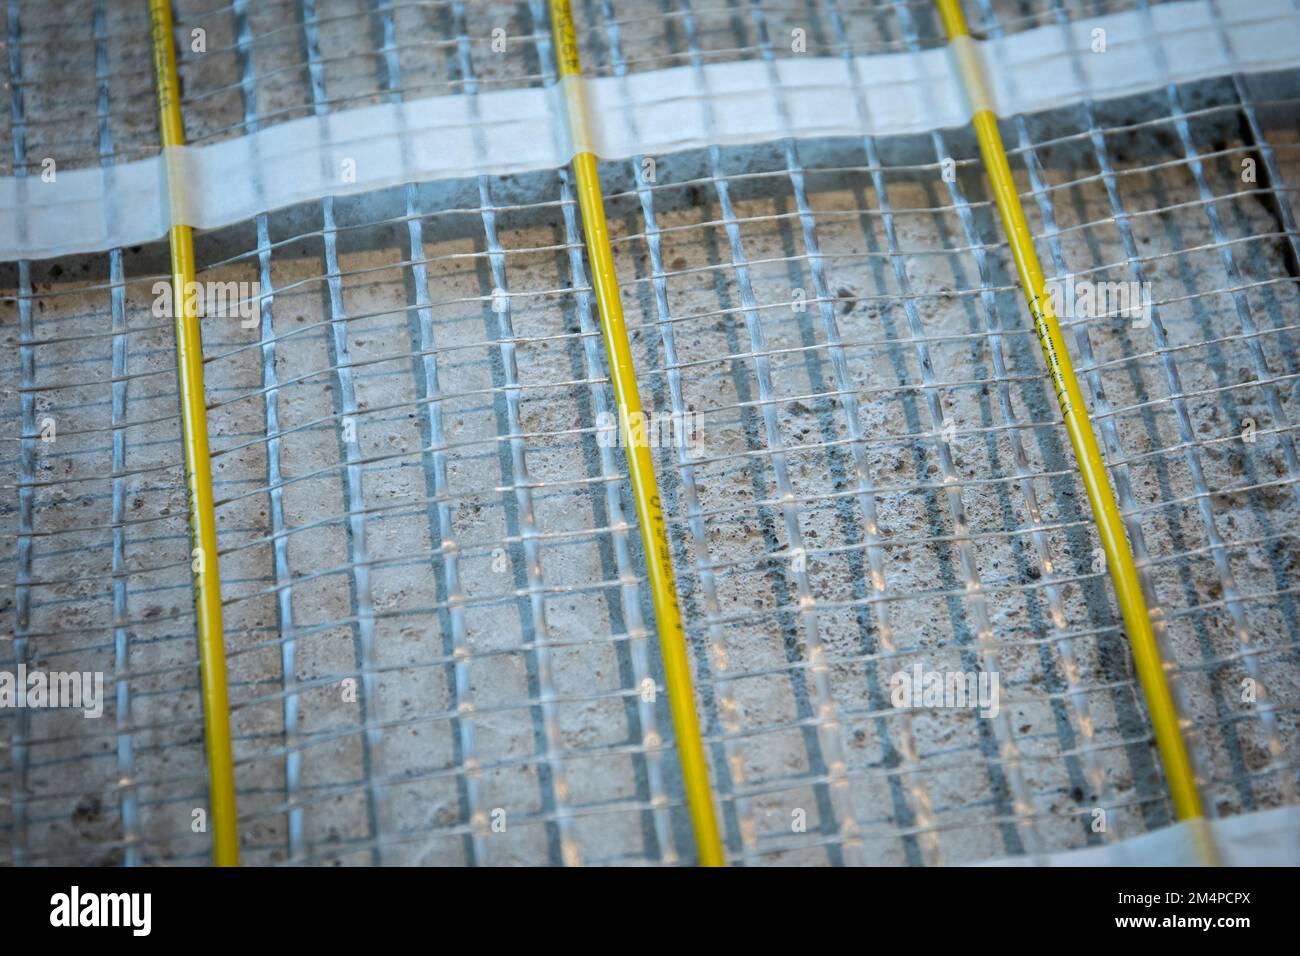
[981,805,1300,866]
[2,0,1299,261]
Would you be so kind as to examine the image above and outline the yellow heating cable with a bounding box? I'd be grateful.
[935,0,1206,828]
[148,0,240,867]
[548,0,726,867]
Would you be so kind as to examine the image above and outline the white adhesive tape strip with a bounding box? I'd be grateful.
[948,35,994,116]
[557,74,596,157]
[2,0,1297,261]
[980,804,1300,866]
[162,146,193,229]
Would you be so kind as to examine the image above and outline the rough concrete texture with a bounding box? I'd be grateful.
[1,0,1299,865]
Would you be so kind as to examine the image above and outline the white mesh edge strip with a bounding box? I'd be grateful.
[2,0,1298,261]
[980,805,1300,866]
